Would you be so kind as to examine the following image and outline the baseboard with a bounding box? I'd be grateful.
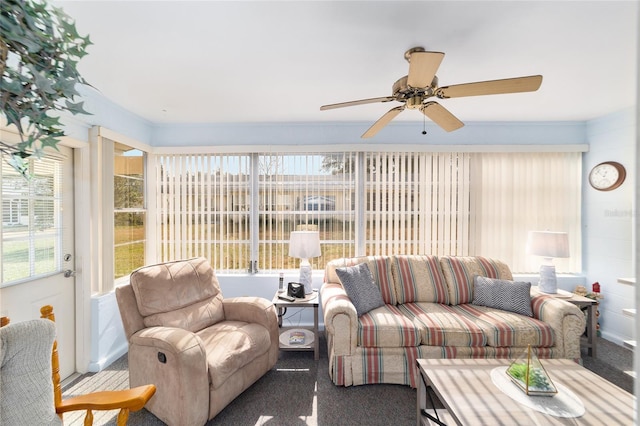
[87,342,128,373]
[599,330,628,347]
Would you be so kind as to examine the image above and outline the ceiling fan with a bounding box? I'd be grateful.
[320,47,542,138]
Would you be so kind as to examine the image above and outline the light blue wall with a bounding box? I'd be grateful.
[60,85,154,144]
[150,120,585,147]
[75,86,635,369]
[583,107,636,345]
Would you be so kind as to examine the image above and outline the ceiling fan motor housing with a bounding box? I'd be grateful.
[392,75,437,101]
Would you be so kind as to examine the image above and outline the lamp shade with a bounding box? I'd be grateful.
[526,231,570,258]
[288,231,321,259]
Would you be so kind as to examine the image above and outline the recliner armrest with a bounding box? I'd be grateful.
[130,326,206,355]
[128,327,209,426]
[223,297,280,368]
[223,297,278,331]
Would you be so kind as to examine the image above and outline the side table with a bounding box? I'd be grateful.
[565,293,598,358]
[272,290,320,360]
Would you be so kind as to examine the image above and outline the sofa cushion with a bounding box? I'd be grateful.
[325,256,397,304]
[399,303,487,347]
[439,256,513,305]
[130,257,225,332]
[197,321,271,389]
[357,305,420,348]
[391,255,449,304]
[473,276,533,317]
[449,304,555,348]
[336,263,385,316]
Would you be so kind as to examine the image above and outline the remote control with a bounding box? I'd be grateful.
[278,294,295,302]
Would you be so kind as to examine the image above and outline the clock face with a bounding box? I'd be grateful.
[589,162,626,191]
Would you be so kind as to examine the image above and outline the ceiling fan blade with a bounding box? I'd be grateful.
[407,51,445,88]
[436,75,543,99]
[362,106,405,138]
[422,102,464,132]
[320,96,396,111]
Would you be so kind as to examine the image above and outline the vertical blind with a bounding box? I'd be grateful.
[155,154,252,272]
[257,152,356,271]
[472,152,582,272]
[154,150,581,273]
[364,152,472,257]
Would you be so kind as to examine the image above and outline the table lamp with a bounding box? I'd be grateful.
[289,231,321,294]
[526,231,570,294]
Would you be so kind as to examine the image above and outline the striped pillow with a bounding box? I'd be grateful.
[391,255,449,304]
[440,256,513,305]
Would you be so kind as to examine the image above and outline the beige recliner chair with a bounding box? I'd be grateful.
[116,257,279,425]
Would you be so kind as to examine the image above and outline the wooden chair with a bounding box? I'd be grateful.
[0,305,156,425]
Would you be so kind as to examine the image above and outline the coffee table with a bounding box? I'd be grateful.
[417,358,634,425]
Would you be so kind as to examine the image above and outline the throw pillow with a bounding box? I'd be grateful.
[472,276,533,317]
[335,262,385,316]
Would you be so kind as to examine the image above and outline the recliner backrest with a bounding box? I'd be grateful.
[130,257,225,332]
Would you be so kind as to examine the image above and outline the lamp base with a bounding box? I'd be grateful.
[299,261,313,294]
[538,264,558,294]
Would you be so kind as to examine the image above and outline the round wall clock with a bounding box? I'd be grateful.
[588,161,626,191]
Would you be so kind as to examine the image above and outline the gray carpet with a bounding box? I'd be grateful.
[61,335,634,425]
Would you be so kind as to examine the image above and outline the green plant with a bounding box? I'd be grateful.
[507,362,552,390]
[1,0,91,174]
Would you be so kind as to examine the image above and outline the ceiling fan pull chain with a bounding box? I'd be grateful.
[422,110,427,135]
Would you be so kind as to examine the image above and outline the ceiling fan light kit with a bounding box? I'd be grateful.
[320,46,543,138]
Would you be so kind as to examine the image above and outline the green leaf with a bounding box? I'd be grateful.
[40,135,61,150]
[53,77,79,97]
[1,0,92,155]
[65,99,90,115]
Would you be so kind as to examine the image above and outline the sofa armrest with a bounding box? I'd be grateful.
[320,282,358,356]
[531,295,586,359]
[128,327,209,426]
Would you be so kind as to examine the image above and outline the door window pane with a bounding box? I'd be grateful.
[1,156,62,284]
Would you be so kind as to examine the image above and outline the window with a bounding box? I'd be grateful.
[257,152,356,271]
[114,145,146,279]
[472,152,582,272]
[364,152,472,256]
[156,154,251,271]
[1,156,63,284]
[154,150,581,273]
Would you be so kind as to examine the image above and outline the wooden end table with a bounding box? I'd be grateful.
[416,358,634,425]
[272,290,320,360]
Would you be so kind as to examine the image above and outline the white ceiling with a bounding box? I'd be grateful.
[56,1,638,127]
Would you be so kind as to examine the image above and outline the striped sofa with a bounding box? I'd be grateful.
[320,255,586,387]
